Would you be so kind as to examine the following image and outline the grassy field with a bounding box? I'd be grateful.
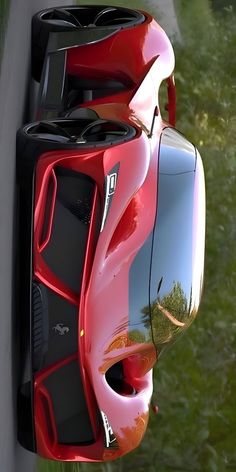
[0,0,10,63]
[38,1,236,471]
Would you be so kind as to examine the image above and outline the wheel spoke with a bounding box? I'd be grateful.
[27,122,76,142]
[28,133,69,142]
[43,19,77,28]
[93,7,117,26]
[47,8,82,27]
[80,120,109,137]
[81,120,129,141]
[31,122,72,138]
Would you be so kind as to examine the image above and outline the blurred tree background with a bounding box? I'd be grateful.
[39,0,236,471]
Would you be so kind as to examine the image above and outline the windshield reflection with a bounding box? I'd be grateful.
[128,128,205,356]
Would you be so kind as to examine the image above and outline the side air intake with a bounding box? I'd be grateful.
[32,283,49,371]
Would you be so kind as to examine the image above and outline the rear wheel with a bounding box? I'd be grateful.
[32,5,145,81]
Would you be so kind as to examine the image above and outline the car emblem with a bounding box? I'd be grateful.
[100,164,120,232]
[101,411,118,449]
[52,323,70,335]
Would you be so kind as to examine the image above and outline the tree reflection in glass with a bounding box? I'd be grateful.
[142,280,195,355]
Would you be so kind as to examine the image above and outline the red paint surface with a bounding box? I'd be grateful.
[33,10,176,461]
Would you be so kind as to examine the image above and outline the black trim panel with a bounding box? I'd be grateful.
[48,28,120,53]
[44,360,95,445]
[32,284,78,371]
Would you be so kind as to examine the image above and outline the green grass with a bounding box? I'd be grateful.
[0,0,10,63]
[38,1,236,471]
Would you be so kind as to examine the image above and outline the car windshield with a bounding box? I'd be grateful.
[149,134,201,354]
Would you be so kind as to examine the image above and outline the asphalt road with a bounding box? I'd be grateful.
[0,2,73,471]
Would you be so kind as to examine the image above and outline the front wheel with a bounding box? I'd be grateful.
[17,117,136,178]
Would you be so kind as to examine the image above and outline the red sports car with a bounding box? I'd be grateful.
[17,5,205,462]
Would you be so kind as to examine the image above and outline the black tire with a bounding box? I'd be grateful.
[32,5,145,82]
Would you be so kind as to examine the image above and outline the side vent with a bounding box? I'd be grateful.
[42,168,95,293]
[32,283,49,371]
[69,197,92,224]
